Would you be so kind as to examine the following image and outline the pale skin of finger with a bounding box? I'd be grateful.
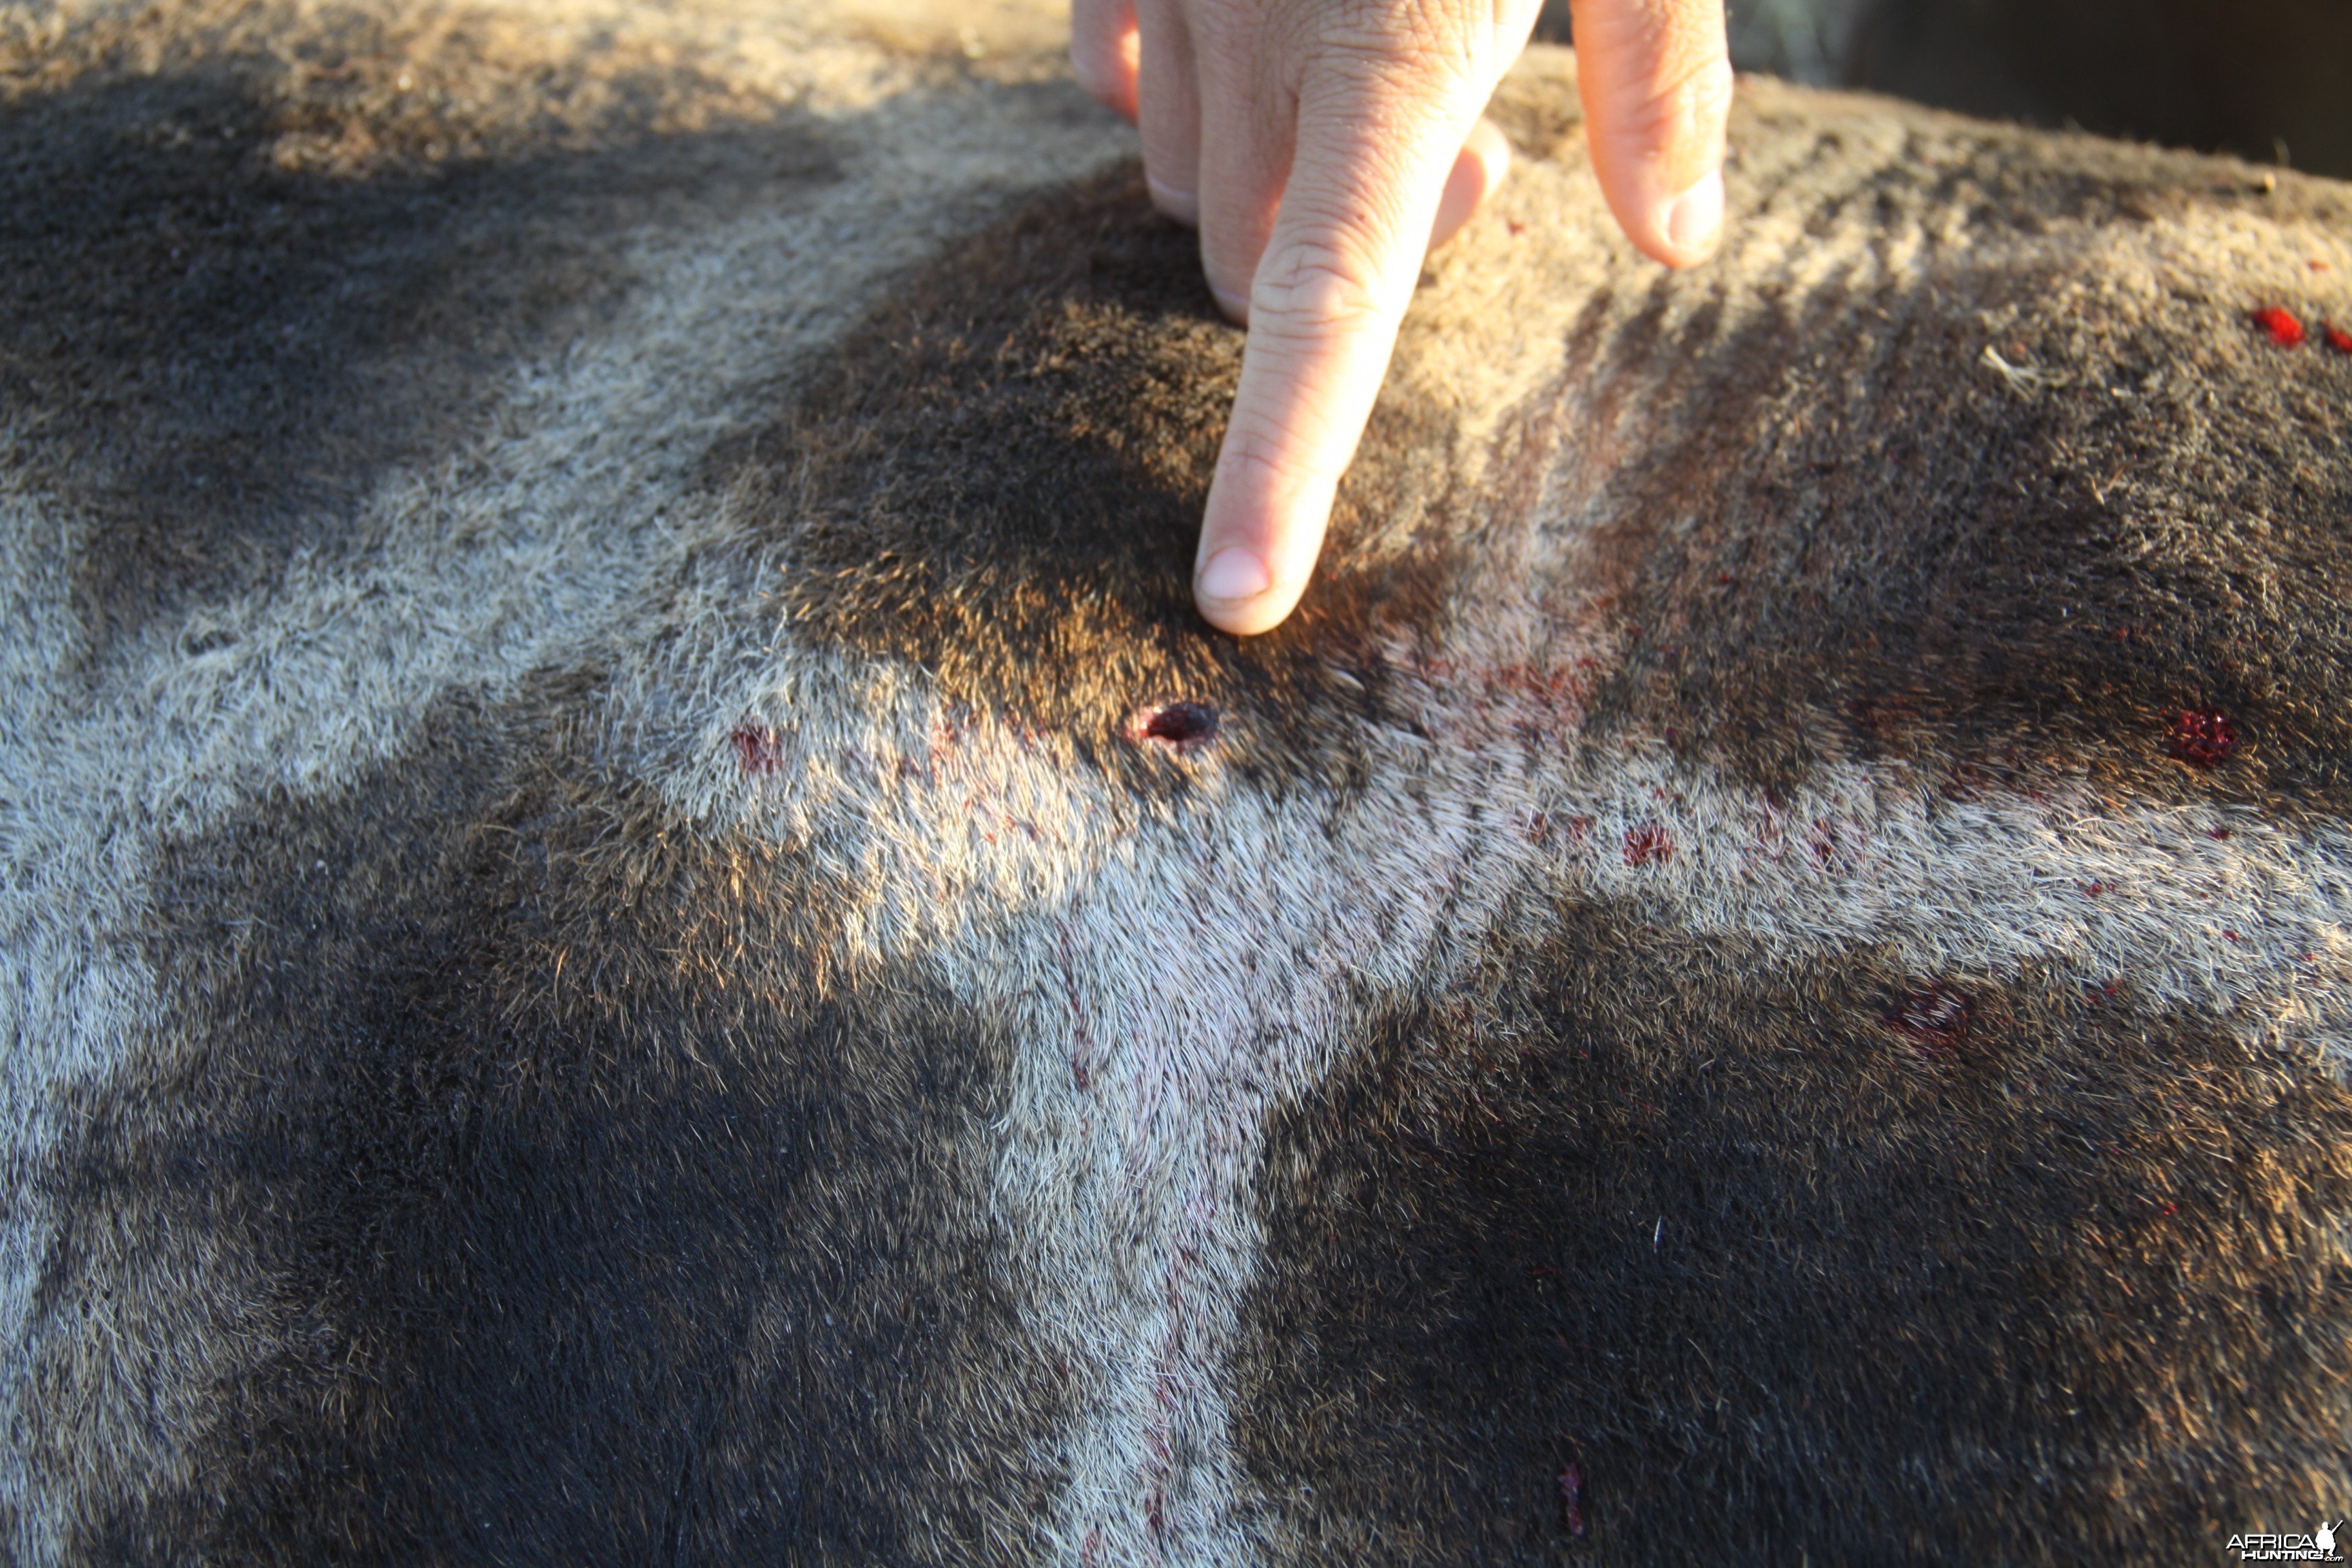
[1190,12,1288,320]
[1064,0,1733,634]
[1189,24,1512,322]
[1429,117,1512,252]
[1136,3,1205,224]
[1192,61,1504,633]
[1068,0,1507,246]
[1569,0,1734,266]
[1069,0,1140,120]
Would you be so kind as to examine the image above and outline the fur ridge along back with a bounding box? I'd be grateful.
[2,2,2349,1562]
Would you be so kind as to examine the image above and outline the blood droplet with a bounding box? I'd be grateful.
[730,726,783,774]
[1622,823,1674,866]
[2253,306,2306,346]
[2325,323,2352,354]
[1558,1463,1587,1537]
[2170,709,2238,768]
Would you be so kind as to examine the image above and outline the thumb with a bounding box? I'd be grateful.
[1569,0,1733,267]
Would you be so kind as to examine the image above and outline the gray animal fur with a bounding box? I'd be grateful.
[2,2,2349,1562]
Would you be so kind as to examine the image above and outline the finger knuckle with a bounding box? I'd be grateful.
[1624,50,1735,144]
[1252,237,1392,333]
[1218,433,1317,493]
[1324,0,1485,73]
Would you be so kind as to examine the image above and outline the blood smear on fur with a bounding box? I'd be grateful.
[2170,709,2238,768]
[2252,306,2305,346]
[730,726,783,774]
[1558,1464,1587,1537]
[1622,823,1674,866]
[2325,323,2352,354]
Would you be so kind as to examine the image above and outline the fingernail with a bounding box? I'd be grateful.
[1665,168,1725,255]
[1196,546,1271,602]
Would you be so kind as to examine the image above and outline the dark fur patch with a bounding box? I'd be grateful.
[33,685,1060,1565]
[0,46,837,657]
[1512,120,2352,819]
[1237,902,2352,1563]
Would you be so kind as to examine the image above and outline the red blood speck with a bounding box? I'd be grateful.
[2170,708,2238,768]
[2160,1200,2178,1216]
[2253,306,2306,346]
[730,725,783,774]
[2208,827,2232,840]
[1130,700,1220,752]
[2248,306,2304,345]
[2326,323,2352,354]
[2224,930,2241,942]
[1558,1464,1587,1537]
[1716,572,1733,585]
[1622,823,1675,866]
[1507,218,1527,237]
[2082,881,2106,898]
[1565,815,1594,843]
[1887,985,1970,1056]
[2315,259,2334,272]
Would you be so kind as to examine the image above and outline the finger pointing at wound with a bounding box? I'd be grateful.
[1187,0,1541,635]
[1070,0,1733,636]
[1191,63,1515,634]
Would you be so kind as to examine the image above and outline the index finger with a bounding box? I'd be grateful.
[1191,65,1486,636]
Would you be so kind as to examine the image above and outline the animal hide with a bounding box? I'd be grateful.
[2,2,2348,1562]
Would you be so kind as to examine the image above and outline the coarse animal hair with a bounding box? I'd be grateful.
[2,2,2349,1563]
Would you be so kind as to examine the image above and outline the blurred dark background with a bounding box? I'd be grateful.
[1533,0,2352,178]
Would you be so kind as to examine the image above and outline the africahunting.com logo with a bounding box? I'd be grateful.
[2229,1522,2345,1563]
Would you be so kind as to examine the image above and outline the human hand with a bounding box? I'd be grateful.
[1071,0,1733,634]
